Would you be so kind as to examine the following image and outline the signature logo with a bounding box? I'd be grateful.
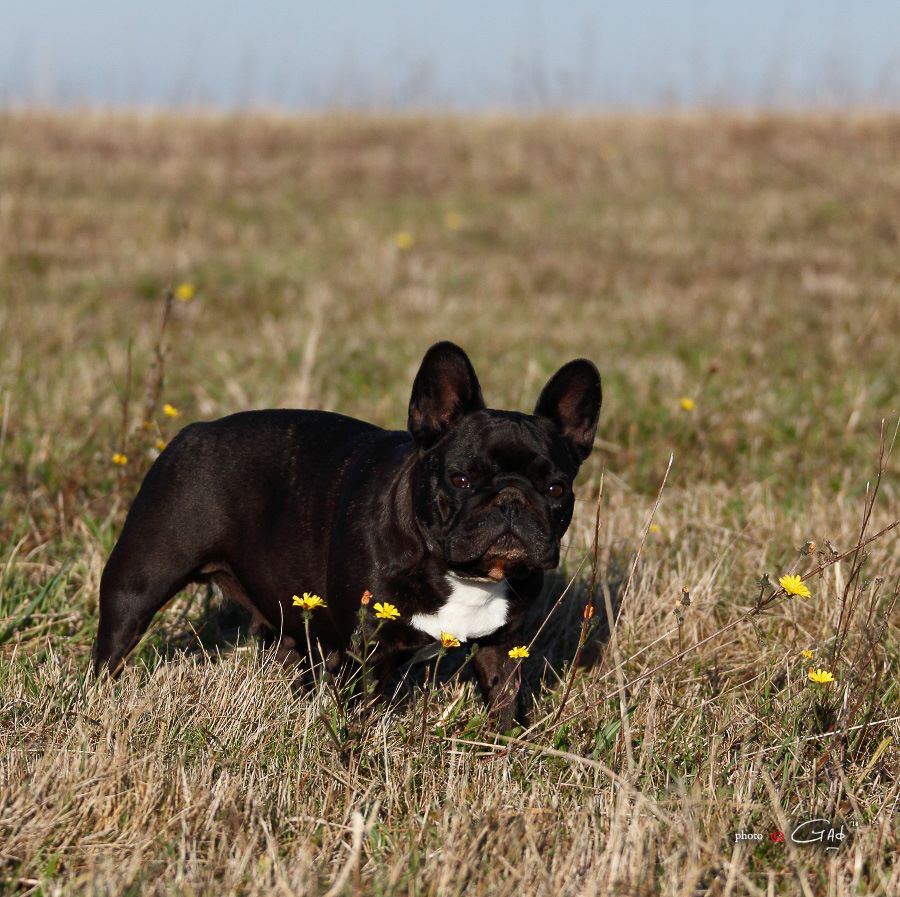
[791,819,851,850]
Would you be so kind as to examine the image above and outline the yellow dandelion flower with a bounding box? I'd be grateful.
[162,403,180,418]
[801,649,814,660]
[443,211,463,230]
[679,397,696,412]
[175,282,196,302]
[808,667,834,684]
[374,601,400,621]
[508,645,530,660]
[394,231,414,251]
[649,523,661,534]
[779,574,811,599]
[111,452,128,466]
[440,632,461,648]
[155,439,167,451]
[292,592,326,611]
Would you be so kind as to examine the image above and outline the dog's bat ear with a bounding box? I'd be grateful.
[534,359,602,462]
[408,342,486,447]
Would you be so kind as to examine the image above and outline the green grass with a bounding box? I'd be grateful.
[0,111,898,896]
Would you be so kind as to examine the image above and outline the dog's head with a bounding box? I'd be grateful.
[408,342,601,582]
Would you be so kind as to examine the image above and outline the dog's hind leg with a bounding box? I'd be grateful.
[203,565,271,638]
[91,534,198,677]
[92,490,224,677]
[202,565,303,665]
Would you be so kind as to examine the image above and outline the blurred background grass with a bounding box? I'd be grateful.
[3,113,898,500]
[0,112,898,896]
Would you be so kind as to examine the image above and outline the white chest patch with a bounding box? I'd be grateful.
[410,574,509,642]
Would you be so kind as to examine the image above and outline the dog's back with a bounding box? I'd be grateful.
[93,409,393,674]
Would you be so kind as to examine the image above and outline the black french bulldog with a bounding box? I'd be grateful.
[92,342,601,725]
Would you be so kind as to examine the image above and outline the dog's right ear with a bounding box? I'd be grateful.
[534,359,602,462]
[408,342,485,448]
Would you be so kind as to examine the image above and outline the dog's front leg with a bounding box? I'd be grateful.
[472,643,522,732]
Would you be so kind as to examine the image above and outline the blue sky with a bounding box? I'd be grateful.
[3,1,899,109]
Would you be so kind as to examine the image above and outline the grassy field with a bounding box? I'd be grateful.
[0,111,898,896]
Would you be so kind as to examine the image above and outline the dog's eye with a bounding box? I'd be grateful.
[546,483,565,498]
[450,473,471,489]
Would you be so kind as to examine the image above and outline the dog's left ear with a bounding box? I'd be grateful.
[408,341,486,447]
[534,360,602,462]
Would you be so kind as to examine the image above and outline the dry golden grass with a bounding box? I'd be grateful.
[0,111,898,896]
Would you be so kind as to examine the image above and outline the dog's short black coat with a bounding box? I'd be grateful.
[93,341,601,726]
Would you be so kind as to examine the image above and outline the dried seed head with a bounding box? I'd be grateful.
[798,541,817,556]
[583,603,595,620]
[680,586,691,607]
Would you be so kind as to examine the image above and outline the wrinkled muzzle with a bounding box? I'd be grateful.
[445,497,559,580]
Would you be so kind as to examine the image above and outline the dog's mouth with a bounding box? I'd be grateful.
[481,539,530,581]
[451,533,536,582]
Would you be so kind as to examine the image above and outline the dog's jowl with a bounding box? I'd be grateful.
[93,341,601,725]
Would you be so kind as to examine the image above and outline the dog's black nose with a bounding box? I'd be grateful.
[491,486,527,506]
[492,486,527,509]
[491,486,529,522]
